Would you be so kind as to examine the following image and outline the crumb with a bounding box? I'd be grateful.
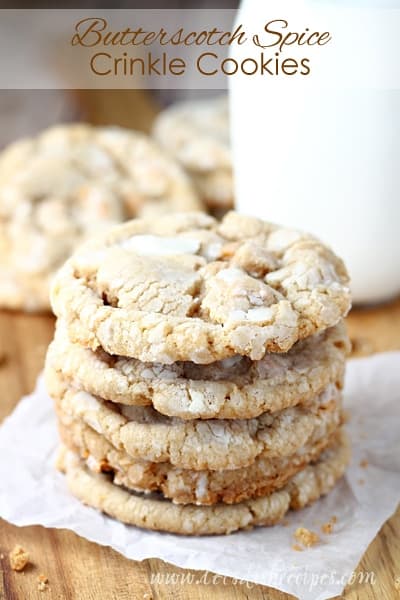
[294,527,320,548]
[9,545,30,572]
[321,515,338,535]
[292,544,304,552]
[394,576,400,591]
[37,574,49,592]
[358,478,365,485]
[322,522,333,534]
[360,459,369,468]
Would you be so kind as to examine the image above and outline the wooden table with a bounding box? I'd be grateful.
[0,91,399,600]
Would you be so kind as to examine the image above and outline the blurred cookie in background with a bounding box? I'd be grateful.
[0,123,201,312]
[153,95,233,213]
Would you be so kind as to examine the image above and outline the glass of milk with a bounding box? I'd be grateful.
[230,0,400,304]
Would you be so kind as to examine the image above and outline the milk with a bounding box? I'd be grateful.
[230,0,400,304]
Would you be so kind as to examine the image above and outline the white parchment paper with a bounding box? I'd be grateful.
[0,353,399,600]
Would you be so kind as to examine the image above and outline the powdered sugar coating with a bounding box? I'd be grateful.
[59,414,342,506]
[48,368,343,472]
[51,212,351,363]
[47,321,348,419]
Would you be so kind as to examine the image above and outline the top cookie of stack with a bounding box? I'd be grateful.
[51,211,351,364]
[0,124,201,312]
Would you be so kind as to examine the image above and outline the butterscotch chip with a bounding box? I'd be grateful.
[51,212,350,364]
[0,124,200,312]
[9,545,29,571]
[294,527,320,548]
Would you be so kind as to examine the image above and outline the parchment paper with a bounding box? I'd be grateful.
[0,352,399,600]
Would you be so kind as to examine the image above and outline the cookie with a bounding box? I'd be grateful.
[153,96,233,210]
[58,414,342,505]
[47,368,342,471]
[0,124,201,311]
[47,320,348,419]
[58,430,350,535]
[50,211,351,363]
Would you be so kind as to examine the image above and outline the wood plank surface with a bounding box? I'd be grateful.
[0,90,399,599]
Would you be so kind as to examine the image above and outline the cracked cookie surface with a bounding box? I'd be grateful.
[47,368,343,471]
[51,212,351,363]
[47,320,348,419]
[153,95,233,210]
[58,413,342,505]
[0,123,200,311]
[58,430,349,535]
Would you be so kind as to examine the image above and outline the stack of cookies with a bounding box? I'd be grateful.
[45,211,351,535]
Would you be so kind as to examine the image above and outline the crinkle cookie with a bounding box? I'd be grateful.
[47,369,342,471]
[51,212,351,363]
[58,414,341,505]
[153,95,233,210]
[47,320,348,419]
[0,124,200,311]
[57,430,350,535]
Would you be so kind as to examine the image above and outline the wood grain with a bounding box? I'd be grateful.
[0,90,399,599]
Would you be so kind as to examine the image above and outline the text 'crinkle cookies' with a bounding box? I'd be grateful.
[45,210,352,535]
[0,124,200,311]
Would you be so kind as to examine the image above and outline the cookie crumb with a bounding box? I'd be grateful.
[37,574,49,592]
[360,459,369,468]
[321,522,333,534]
[321,515,337,534]
[358,478,365,485]
[294,527,320,548]
[9,545,30,571]
[292,544,304,552]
